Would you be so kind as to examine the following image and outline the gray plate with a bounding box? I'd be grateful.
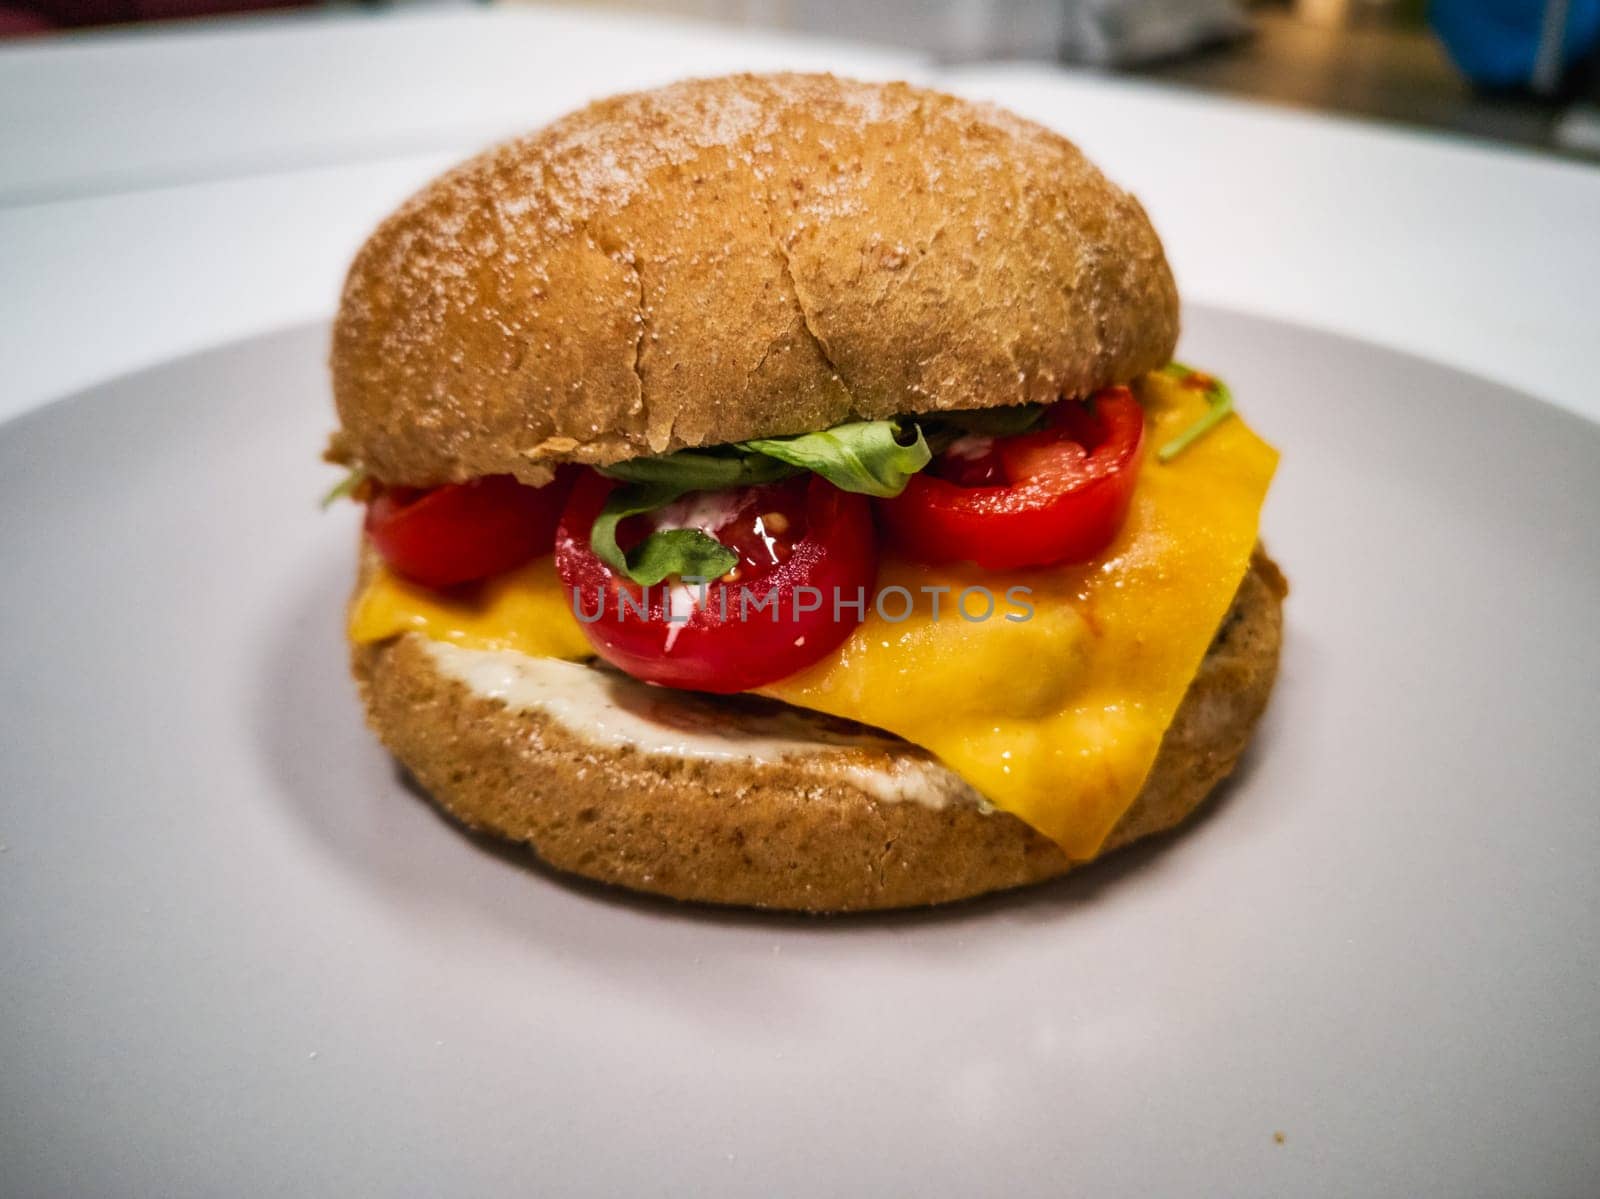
[2,308,1597,1197]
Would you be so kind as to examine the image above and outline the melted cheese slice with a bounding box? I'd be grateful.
[349,372,1276,859]
[350,555,593,661]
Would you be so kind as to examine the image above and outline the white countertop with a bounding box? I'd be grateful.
[3,6,1597,426]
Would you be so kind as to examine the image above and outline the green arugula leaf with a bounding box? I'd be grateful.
[598,448,796,491]
[920,404,1049,454]
[588,406,1039,581]
[741,420,931,499]
[625,527,737,587]
[320,468,367,509]
[936,405,1049,438]
[590,482,738,587]
[1157,363,1235,462]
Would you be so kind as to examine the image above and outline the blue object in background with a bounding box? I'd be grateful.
[1431,0,1600,87]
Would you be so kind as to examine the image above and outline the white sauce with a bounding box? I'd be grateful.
[661,582,700,654]
[651,490,744,535]
[424,641,986,812]
[944,433,995,460]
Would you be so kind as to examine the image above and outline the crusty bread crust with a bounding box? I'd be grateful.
[330,74,1179,487]
[349,552,1283,913]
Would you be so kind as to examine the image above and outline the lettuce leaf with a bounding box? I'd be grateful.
[919,405,1049,454]
[740,420,930,499]
[934,405,1048,439]
[589,408,1044,583]
[598,448,796,491]
[590,482,738,587]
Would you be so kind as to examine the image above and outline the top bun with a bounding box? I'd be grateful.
[330,73,1178,486]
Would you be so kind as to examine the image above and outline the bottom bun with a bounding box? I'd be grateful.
[351,550,1285,913]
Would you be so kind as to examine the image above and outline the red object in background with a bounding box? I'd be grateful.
[0,5,55,33]
[132,0,306,18]
[0,0,306,37]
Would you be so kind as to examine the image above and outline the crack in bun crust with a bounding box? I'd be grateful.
[349,552,1284,913]
[330,73,1179,487]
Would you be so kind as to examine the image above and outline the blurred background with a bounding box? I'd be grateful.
[3,0,1597,159]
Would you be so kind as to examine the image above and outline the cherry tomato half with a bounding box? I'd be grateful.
[365,471,574,589]
[555,472,877,693]
[876,387,1145,571]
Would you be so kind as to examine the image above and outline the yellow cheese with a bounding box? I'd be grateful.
[762,373,1276,856]
[348,371,1276,857]
[349,554,593,661]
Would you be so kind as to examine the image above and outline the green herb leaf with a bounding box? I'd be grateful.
[587,412,959,581]
[590,482,738,587]
[625,528,737,587]
[741,420,931,498]
[1157,364,1235,462]
[936,405,1049,438]
[593,450,795,583]
[320,468,367,509]
[598,448,796,491]
[920,404,1049,454]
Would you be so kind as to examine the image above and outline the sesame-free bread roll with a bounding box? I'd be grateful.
[330,73,1178,487]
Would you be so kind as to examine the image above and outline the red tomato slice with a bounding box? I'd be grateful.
[555,472,878,693]
[877,387,1145,571]
[365,471,574,589]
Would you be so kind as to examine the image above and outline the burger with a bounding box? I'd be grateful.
[326,74,1283,913]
